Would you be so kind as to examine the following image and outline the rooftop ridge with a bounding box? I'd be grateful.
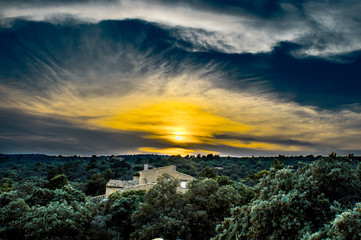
[140,164,176,173]
[106,179,136,187]
[123,183,156,189]
[174,171,193,178]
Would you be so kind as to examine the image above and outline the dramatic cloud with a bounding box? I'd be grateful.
[1,1,361,156]
[1,0,361,57]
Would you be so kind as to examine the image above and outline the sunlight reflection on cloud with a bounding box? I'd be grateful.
[2,73,361,155]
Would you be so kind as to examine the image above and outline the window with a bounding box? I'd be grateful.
[180,181,187,189]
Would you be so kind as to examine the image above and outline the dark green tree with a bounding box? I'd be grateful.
[131,174,185,240]
[198,166,217,178]
[105,190,145,240]
[0,192,29,239]
[184,178,241,240]
[22,201,95,240]
[104,168,115,181]
[307,203,361,239]
[87,155,99,170]
[85,173,107,196]
[47,165,64,180]
[215,175,234,186]
[0,178,12,194]
[48,174,69,190]
[272,159,284,170]
[27,188,54,206]
[27,185,86,207]
[213,158,361,240]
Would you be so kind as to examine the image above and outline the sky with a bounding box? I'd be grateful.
[1,0,361,156]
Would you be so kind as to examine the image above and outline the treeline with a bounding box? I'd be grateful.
[1,153,361,239]
[0,153,321,196]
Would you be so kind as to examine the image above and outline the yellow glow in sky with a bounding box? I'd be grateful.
[139,147,218,156]
[174,132,183,141]
[91,100,251,154]
[4,74,361,156]
[95,100,249,144]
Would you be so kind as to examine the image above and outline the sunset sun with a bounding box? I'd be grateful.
[174,132,183,141]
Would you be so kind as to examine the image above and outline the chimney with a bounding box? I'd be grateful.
[144,163,149,170]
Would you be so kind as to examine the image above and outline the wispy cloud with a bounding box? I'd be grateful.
[1,0,361,58]
[2,66,361,155]
[1,3,361,155]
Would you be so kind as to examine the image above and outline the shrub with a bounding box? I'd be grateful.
[213,158,361,240]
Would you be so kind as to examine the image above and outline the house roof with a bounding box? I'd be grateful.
[106,179,136,188]
[139,165,176,173]
[106,165,194,188]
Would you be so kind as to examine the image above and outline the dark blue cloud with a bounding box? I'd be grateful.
[150,0,288,18]
[0,108,176,155]
[149,0,360,20]
[214,133,313,147]
[0,0,116,5]
[0,19,360,154]
[265,43,361,108]
[1,19,361,110]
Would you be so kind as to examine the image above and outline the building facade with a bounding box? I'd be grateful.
[105,165,194,198]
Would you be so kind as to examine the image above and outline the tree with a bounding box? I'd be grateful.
[213,158,361,240]
[47,165,64,180]
[27,185,86,207]
[239,164,249,177]
[104,168,115,181]
[308,203,361,240]
[105,190,146,240]
[48,174,69,190]
[0,178,12,194]
[271,159,284,170]
[130,174,185,240]
[85,173,107,196]
[184,178,242,240]
[0,191,29,239]
[26,187,54,206]
[215,175,234,186]
[22,201,95,240]
[135,157,142,164]
[328,152,337,159]
[87,156,99,170]
[198,166,217,178]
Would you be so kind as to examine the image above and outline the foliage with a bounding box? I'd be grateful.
[87,155,99,170]
[2,153,361,240]
[131,175,243,240]
[215,175,234,186]
[184,178,242,240]
[0,189,103,240]
[85,173,107,196]
[22,201,94,240]
[103,168,115,181]
[105,189,145,212]
[198,166,217,178]
[251,169,270,181]
[27,185,86,207]
[232,183,255,206]
[272,159,284,170]
[131,174,184,240]
[47,164,65,181]
[308,203,361,240]
[0,177,12,193]
[105,190,146,240]
[213,157,361,240]
[48,174,69,190]
[0,191,29,239]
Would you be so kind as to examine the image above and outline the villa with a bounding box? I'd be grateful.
[105,164,194,198]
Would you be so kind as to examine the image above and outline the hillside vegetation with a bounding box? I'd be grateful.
[1,153,360,239]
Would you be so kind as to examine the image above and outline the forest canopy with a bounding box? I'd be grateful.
[1,153,361,239]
